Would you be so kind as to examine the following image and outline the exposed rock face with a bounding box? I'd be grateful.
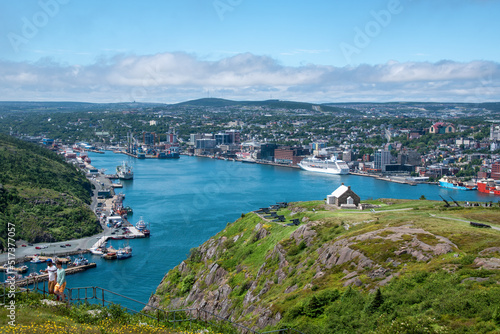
[147,216,466,330]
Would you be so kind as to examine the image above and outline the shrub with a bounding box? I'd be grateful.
[180,274,195,294]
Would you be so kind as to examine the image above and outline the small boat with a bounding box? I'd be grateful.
[103,252,117,260]
[72,257,89,266]
[135,217,147,231]
[116,246,132,259]
[89,247,104,255]
[30,255,45,264]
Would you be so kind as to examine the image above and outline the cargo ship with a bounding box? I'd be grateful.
[477,179,500,195]
[116,162,133,180]
[438,176,476,190]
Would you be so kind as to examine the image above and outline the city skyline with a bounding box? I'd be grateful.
[1,0,499,103]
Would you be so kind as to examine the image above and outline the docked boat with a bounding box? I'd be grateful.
[135,217,147,231]
[116,246,132,259]
[89,247,105,255]
[30,255,45,264]
[298,156,349,175]
[116,162,133,180]
[72,256,89,266]
[103,252,117,260]
[439,176,476,190]
[477,179,500,195]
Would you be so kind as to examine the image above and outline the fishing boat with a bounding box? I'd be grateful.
[135,217,147,231]
[298,156,349,175]
[439,176,476,190]
[116,245,132,259]
[477,179,500,195]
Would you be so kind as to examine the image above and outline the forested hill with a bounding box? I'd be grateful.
[0,134,100,249]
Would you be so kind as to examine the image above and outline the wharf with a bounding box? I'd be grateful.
[87,149,104,154]
[350,172,417,185]
[24,255,71,264]
[0,266,28,273]
[10,263,97,287]
[189,153,301,169]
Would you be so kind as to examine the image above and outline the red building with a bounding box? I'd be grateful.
[492,162,500,180]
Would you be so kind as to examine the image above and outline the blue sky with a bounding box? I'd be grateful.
[1,0,499,103]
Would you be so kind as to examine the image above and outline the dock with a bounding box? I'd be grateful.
[24,255,71,264]
[0,266,28,273]
[10,263,97,287]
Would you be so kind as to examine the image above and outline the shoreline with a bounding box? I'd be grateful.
[0,164,119,266]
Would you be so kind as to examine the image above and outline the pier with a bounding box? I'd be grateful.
[0,266,28,273]
[10,263,97,287]
[24,255,71,264]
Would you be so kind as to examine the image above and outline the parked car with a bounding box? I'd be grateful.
[21,244,26,247]
[65,244,71,247]
[28,243,33,246]
[35,246,41,250]
[60,245,66,248]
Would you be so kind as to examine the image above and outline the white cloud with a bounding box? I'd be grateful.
[0,53,499,103]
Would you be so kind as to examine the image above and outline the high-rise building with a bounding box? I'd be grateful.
[490,125,500,141]
[196,139,216,150]
[492,161,500,180]
[374,149,391,171]
[215,133,231,145]
[189,134,203,145]
[260,143,277,161]
[143,132,156,145]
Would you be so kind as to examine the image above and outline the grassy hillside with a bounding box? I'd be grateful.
[150,199,500,333]
[0,292,221,334]
[0,134,100,248]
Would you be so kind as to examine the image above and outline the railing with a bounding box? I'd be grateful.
[1,284,305,334]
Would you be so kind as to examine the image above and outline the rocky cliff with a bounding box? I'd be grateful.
[147,199,500,332]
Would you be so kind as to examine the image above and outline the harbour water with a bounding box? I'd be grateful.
[9,153,496,309]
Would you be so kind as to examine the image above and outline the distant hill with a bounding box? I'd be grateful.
[173,98,358,114]
[0,134,100,248]
[148,199,500,333]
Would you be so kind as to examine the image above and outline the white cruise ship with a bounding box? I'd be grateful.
[298,156,350,175]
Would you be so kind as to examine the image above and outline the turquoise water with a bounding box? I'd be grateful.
[13,153,495,309]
